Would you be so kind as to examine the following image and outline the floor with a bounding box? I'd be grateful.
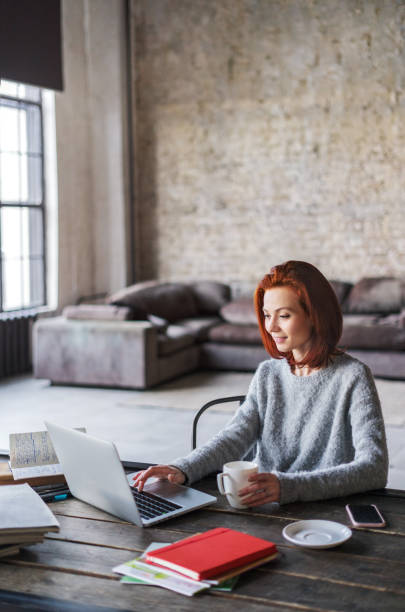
[1,370,404,489]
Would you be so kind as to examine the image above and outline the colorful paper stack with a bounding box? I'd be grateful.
[113,527,278,597]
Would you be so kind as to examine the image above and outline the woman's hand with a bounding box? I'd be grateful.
[238,472,280,506]
[132,465,186,491]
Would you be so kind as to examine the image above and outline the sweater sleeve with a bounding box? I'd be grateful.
[275,366,389,505]
[170,368,263,484]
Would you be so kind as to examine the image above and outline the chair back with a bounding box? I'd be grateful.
[192,395,246,450]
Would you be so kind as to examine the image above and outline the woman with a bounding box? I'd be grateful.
[133,261,388,505]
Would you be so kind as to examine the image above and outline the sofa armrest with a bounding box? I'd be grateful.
[33,317,159,389]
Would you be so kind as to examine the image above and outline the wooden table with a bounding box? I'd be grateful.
[0,473,404,612]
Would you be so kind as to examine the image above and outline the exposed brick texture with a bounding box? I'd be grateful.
[133,0,405,285]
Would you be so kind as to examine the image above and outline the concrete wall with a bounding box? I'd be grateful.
[133,0,405,284]
[54,0,129,308]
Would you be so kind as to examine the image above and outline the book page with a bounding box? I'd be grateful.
[10,464,63,480]
[9,428,86,480]
[9,431,59,468]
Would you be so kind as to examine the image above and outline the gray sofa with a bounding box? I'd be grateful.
[33,277,405,388]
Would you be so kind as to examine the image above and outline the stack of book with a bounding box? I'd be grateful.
[1,427,85,489]
[0,483,60,558]
[113,527,278,596]
[0,429,68,487]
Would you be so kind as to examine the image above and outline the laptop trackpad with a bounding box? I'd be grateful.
[127,473,212,506]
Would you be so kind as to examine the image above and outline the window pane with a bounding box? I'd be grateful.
[17,84,41,103]
[0,102,41,156]
[27,155,42,203]
[29,258,45,305]
[19,106,28,153]
[0,81,41,103]
[1,207,45,310]
[2,258,22,310]
[1,206,22,259]
[0,80,18,97]
[28,208,44,257]
[22,256,31,307]
[0,103,19,152]
[21,207,29,258]
[1,207,44,259]
[26,105,41,154]
[0,80,45,312]
[0,153,22,202]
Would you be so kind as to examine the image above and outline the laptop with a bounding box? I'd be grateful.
[45,421,216,527]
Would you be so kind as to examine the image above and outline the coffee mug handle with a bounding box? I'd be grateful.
[217,472,229,495]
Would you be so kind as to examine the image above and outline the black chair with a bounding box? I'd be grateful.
[191,395,246,450]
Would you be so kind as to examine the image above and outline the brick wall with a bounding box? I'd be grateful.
[133,0,405,285]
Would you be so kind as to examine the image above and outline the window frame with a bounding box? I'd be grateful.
[0,82,47,313]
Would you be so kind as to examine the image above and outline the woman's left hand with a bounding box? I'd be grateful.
[238,472,280,506]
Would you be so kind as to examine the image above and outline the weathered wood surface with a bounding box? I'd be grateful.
[0,481,404,612]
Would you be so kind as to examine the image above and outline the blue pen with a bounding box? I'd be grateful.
[41,491,71,502]
[53,493,68,501]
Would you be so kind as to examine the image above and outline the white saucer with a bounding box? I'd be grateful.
[282,520,352,549]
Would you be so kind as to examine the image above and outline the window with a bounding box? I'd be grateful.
[0,79,46,312]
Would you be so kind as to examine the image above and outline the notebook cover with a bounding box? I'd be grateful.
[0,483,60,533]
[145,527,277,580]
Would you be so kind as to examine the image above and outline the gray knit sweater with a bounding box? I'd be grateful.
[172,353,388,505]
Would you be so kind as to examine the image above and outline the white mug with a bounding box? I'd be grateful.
[217,460,258,509]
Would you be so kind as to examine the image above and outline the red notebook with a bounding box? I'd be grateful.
[145,527,277,581]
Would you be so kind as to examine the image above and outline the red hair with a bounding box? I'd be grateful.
[254,261,343,369]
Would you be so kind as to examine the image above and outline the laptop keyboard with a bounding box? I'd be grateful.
[131,488,182,520]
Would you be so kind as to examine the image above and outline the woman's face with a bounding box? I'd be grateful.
[263,287,313,360]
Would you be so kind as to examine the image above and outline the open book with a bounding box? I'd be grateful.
[0,428,84,486]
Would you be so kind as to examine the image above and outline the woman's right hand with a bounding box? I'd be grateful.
[132,464,186,491]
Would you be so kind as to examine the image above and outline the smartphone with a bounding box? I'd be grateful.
[345,504,386,528]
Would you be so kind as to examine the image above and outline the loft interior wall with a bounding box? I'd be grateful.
[54,0,129,309]
[51,0,405,303]
[132,0,405,283]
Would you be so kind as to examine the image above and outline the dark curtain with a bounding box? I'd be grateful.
[0,0,63,91]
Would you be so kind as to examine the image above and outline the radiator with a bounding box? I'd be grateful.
[0,312,36,378]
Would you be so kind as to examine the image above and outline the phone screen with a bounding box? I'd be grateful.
[348,504,383,524]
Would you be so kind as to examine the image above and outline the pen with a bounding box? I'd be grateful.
[36,487,70,497]
[33,483,68,492]
[41,491,72,502]
[34,486,71,496]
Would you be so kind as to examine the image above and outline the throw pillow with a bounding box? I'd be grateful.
[345,277,402,314]
[329,280,353,306]
[220,298,257,325]
[108,281,198,323]
[189,281,231,314]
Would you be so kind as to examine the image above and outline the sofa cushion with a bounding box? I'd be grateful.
[329,280,353,305]
[108,281,198,322]
[174,316,222,341]
[220,298,257,325]
[208,323,262,345]
[157,326,195,356]
[378,310,405,328]
[344,277,402,314]
[63,304,132,321]
[189,281,231,315]
[340,321,405,351]
[342,314,380,327]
